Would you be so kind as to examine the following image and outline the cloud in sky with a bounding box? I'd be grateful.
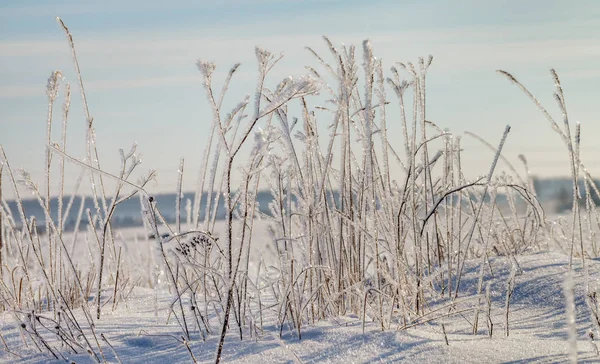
[2,27,598,98]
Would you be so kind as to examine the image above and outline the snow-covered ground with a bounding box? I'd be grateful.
[2,221,600,363]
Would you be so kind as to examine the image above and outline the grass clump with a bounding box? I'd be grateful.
[1,19,598,363]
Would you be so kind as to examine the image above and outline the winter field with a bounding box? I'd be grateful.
[2,19,600,363]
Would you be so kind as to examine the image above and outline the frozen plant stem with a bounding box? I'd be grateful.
[143,196,191,340]
[212,47,318,363]
[505,267,516,336]
[497,69,584,268]
[455,125,511,298]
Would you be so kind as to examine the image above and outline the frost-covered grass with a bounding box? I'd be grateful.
[1,18,600,363]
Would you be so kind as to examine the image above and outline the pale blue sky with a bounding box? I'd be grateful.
[1,0,599,197]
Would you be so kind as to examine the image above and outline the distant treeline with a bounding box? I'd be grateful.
[533,177,600,212]
[3,178,593,232]
[2,191,338,232]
